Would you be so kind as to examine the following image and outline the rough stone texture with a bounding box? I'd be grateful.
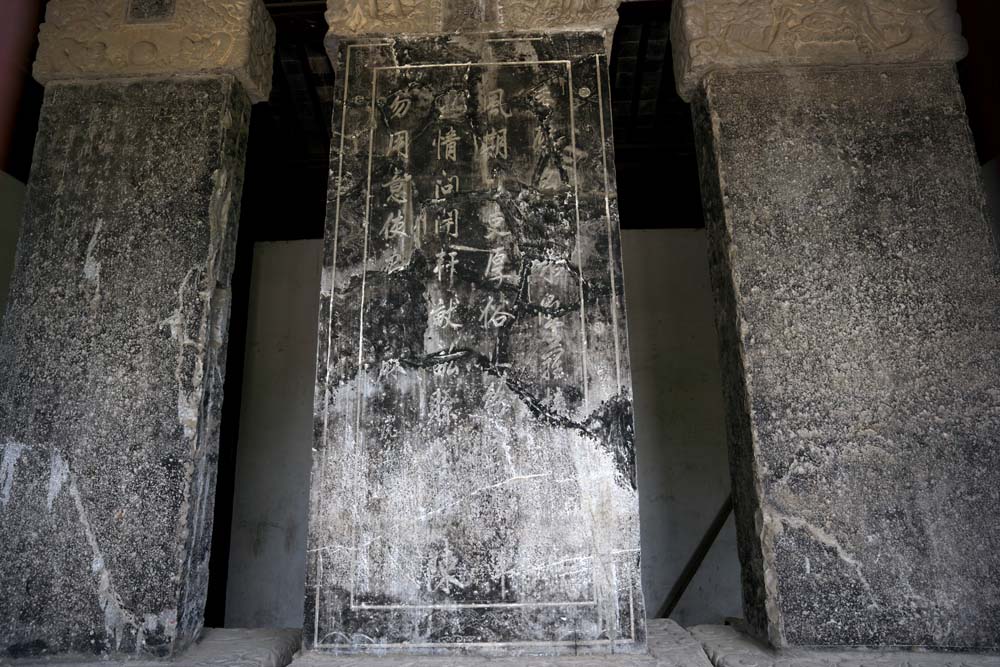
[324,0,619,45]
[293,620,709,666]
[308,32,644,655]
[690,624,1000,667]
[692,64,1000,649]
[669,0,967,101]
[0,76,251,658]
[34,0,276,103]
[1,628,302,667]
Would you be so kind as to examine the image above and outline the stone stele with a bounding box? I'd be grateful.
[307,0,645,655]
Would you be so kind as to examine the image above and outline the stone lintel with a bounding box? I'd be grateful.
[34,0,276,103]
[670,0,968,101]
[324,0,620,45]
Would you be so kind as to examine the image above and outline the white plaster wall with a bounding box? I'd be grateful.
[223,231,742,629]
[224,240,323,629]
[0,171,25,317]
[622,229,742,627]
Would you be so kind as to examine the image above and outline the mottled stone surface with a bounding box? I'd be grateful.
[3,628,302,667]
[690,624,1000,667]
[0,76,251,658]
[293,620,708,666]
[692,65,1000,649]
[308,32,644,655]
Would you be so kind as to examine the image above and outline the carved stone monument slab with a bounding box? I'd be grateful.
[0,0,273,659]
[307,29,645,655]
[673,0,1000,651]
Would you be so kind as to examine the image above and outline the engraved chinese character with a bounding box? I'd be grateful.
[480,128,508,159]
[434,173,459,198]
[386,130,409,159]
[484,205,511,243]
[389,93,411,119]
[538,293,560,324]
[381,210,408,240]
[436,127,459,162]
[385,252,405,274]
[385,170,411,205]
[434,249,458,286]
[437,90,467,121]
[483,248,508,285]
[532,85,555,108]
[412,208,429,245]
[485,89,511,118]
[430,297,463,330]
[432,346,460,378]
[429,386,455,426]
[480,296,514,329]
[540,339,565,378]
[379,357,406,380]
[436,209,459,238]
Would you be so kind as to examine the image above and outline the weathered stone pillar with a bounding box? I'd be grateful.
[672,0,1000,650]
[306,0,645,655]
[0,0,273,658]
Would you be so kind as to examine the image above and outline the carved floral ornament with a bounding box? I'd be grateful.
[33,0,276,103]
[324,0,621,38]
[670,0,969,101]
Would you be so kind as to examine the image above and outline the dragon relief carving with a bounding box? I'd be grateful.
[671,0,968,100]
[325,0,619,36]
[34,0,275,103]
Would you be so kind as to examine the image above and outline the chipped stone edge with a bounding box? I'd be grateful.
[33,0,276,103]
[689,77,786,648]
[669,0,968,102]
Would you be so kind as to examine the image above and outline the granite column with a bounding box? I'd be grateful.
[0,0,274,658]
[672,0,1000,650]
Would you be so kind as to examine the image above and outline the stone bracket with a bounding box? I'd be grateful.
[324,0,621,42]
[670,0,968,101]
[34,0,276,103]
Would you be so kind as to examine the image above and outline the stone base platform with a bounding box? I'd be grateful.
[0,628,302,667]
[291,620,713,666]
[690,624,1000,667]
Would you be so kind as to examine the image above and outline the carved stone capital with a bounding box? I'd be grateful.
[325,0,620,40]
[671,0,968,101]
[34,0,276,103]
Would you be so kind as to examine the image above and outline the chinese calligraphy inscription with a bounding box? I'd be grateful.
[309,33,643,656]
